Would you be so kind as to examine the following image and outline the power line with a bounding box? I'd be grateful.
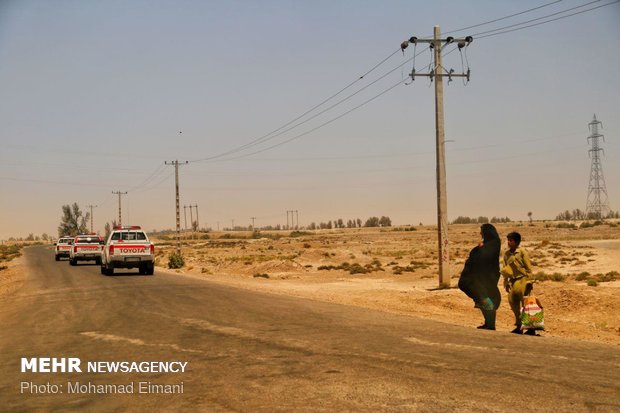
[474,0,618,39]
[217,0,615,162]
[443,0,565,34]
[213,79,405,162]
[190,52,424,163]
[187,1,594,164]
[129,164,166,191]
[133,171,175,194]
[188,49,404,163]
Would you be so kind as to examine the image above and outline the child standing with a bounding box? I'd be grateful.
[501,232,534,334]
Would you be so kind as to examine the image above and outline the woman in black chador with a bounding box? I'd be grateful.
[458,223,502,330]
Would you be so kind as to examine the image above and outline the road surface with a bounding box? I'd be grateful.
[0,246,618,412]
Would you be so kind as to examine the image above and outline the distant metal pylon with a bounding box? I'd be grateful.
[585,114,610,219]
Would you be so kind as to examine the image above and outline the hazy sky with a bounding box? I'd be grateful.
[1,0,619,239]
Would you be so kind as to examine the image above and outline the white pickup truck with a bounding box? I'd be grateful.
[55,237,75,261]
[69,234,104,265]
[100,226,154,275]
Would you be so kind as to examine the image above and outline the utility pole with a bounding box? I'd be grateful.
[194,204,199,231]
[184,205,188,234]
[189,204,194,239]
[402,27,472,287]
[295,210,299,229]
[87,204,97,233]
[231,219,235,231]
[112,191,127,227]
[286,210,297,229]
[586,114,611,219]
[165,160,188,254]
[216,221,220,231]
[250,217,256,230]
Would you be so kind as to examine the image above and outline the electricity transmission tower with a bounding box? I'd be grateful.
[586,114,610,219]
[402,26,472,287]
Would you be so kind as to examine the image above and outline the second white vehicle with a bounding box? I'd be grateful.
[69,234,104,265]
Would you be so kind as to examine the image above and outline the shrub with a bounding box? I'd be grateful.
[289,231,311,237]
[555,223,577,229]
[167,252,185,269]
[575,271,590,281]
[550,272,567,282]
[587,279,598,287]
[253,273,269,278]
[597,271,620,282]
[0,244,22,262]
[303,243,311,248]
[392,265,416,275]
[348,263,370,275]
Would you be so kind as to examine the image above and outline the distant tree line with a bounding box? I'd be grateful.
[307,216,392,230]
[556,209,620,221]
[4,233,50,242]
[451,216,512,224]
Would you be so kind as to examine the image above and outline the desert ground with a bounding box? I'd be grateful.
[2,222,619,345]
[148,221,620,345]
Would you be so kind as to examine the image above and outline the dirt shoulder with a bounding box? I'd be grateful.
[0,256,24,298]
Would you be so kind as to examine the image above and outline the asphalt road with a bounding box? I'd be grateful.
[1,246,619,412]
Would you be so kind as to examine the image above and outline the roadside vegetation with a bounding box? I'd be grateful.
[0,244,23,270]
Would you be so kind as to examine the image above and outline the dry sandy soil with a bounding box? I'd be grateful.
[153,222,620,345]
[3,223,619,345]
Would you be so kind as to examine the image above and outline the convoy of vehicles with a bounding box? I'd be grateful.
[54,237,75,261]
[69,234,104,266]
[55,226,155,276]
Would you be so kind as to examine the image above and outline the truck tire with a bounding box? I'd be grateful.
[70,258,76,266]
[55,255,60,261]
[146,263,154,276]
[95,257,101,265]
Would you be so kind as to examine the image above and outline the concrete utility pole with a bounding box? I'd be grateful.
[194,204,199,231]
[250,217,256,230]
[295,210,299,229]
[286,210,297,229]
[189,205,194,239]
[402,26,472,287]
[231,219,234,231]
[86,205,97,233]
[165,160,188,253]
[184,205,188,234]
[111,191,127,227]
